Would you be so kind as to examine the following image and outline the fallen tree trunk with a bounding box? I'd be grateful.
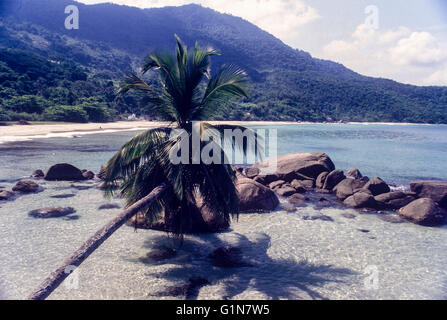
[27,183,168,300]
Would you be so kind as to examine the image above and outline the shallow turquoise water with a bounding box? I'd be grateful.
[0,123,447,300]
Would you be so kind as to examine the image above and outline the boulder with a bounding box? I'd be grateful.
[82,170,95,180]
[0,190,15,201]
[275,185,297,197]
[98,203,121,210]
[253,174,280,186]
[269,180,286,190]
[410,180,447,209]
[244,167,260,179]
[45,163,84,181]
[333,178,367,200]
[362,177,390,196]
[297,179,315,189]
[12,180,39,193]
[29,207,76,218]
[345,168,362,179]
[290,179,307,193]
[236,177,279,212]
[31,170,45,178]
[344,191,376,209]
[398,198,447,226]
[254,152,335,180]
[287,193,309,206]
[316,172,329,189]
[374,191,415,210]
[323,170,346,190]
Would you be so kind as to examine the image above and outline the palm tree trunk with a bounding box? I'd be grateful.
[27,183,168,300]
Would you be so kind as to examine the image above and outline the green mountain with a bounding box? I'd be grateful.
[1,0,446,123]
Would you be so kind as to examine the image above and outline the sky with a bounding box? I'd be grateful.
[76,0,447,86]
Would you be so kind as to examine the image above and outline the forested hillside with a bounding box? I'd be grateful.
[1,0,446,123]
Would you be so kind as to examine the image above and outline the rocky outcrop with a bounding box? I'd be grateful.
[28,207,76,218]
[237,177,279,212]
[316,171,329,189]
[398,198,447,225]
[333,178,367,200]
[374,191,415,210]
[362,177,390,196]
[45,163,84,181]
[12,180,39,193]
[323,170,346,190]
[343,191,376,208]
[254,152,335,181]
[345,168,362,179]
[410,180,447,209]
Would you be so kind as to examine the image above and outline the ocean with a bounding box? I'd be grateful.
[0,123,446,299]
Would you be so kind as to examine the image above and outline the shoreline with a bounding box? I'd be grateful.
[0,120,445,144]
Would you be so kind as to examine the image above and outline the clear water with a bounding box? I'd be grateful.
[0,123,447,300]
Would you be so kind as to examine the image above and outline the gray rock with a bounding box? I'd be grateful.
[29,207,76,218]
[316,171,329,189]
[0,190,15,201]
[345,168,363,179]
[410,180,447,210]
[362,177,390,196]
[398,198,447,225]
[333,178,367,200]
[275,185,297,197]
[31,170,45,178]
[12,180,39,193]
[237,177,279,212]
[374,191,415,210]
[245,167,260,179]
[82,170,95,180]
[344,191,376,208]
[269,180,286,190]
[45,163,84,181]
[323,170,346,190]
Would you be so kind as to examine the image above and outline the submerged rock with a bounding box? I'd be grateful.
[45,163,84,181]
[29,207,76,218]
[0,190,15,201]
[98,203,121,210]
[12,180,39,193]
[209,247,251,268]
[398,198,447,226]
[410,180,447,210]
[31,170,45,178]
[237,177,279,212]
[275,185,296,197]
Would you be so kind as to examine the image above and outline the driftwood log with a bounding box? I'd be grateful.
[27,183,168,300]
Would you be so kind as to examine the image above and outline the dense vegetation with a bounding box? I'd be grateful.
[1,0,446,123]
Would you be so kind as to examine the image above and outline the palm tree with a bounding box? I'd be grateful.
[28,36,254,300]
[102,35,253,239]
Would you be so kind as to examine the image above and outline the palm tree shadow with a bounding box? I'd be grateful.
[137,232,357,300]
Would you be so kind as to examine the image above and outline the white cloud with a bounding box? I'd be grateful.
[424,68,447,86]
[323,23,447,86]
[77,0,320,44]
[389,32,445,66]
